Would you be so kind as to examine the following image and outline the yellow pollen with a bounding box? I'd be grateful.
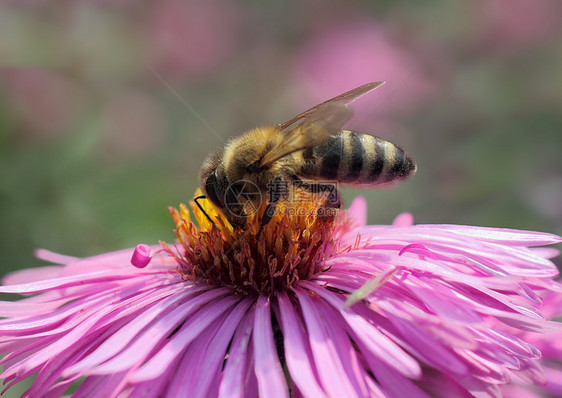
[166,189,348,295]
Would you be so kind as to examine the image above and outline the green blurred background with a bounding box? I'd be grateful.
[0,1,561,395]
[1,0,561,275]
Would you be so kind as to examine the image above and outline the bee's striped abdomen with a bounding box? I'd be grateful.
[299,130,416,185]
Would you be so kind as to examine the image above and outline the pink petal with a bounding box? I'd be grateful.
[219,307,256,398]
[72,372,131,398]
[128,293,239,382]
[379,301,470,376]
[530,247,560,259]
[277,291,327,398]
[253,295,289,398]
[64,283,201,376]
[126,369,172,398]
[1,307,111,383]
[42,376,78,398]
[543,365,562,396]
[33,249,79,264]
[1,265,64,286]
[304,282,422,379]
[166,298,253,398]
[0,274,181,335]
[392,212,414,227]
[0,269,169,294]
[416,224,562,246]
[3,280,185,384]
[0,297,71,318]
[368,356,431,398]
[347,196,367,227]
[91,288,233,375]
[500,384,542,398]
[166,318,224,398]
[364,375,389,398]
[293,287,368,398]
[56,246,172,278]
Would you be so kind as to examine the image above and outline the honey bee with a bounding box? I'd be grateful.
[197,82,416,233]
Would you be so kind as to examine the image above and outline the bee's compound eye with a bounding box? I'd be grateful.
[205,170,223,208]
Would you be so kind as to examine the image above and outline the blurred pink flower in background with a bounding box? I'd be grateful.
[292,23,436,124]
[3,68,87,139]
[147,0,242,80]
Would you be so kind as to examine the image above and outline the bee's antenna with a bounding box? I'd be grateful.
[193,195,220,230]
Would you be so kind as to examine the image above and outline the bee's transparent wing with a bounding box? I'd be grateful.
[260,82,384,167]
[277,81,384,132]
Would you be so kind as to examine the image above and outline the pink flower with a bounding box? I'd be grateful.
[0,197,561,397]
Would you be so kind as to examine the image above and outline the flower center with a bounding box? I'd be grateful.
[165,191,346,295]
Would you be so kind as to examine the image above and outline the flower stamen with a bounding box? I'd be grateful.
[167,191,348,295]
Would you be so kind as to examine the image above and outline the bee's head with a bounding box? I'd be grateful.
[200,152,228,210]
[199,151,255,229]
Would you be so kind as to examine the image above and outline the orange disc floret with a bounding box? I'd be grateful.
[165,190,349,295]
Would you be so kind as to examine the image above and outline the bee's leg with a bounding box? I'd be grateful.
[193,195,221,230]
[256,201,278,239]
[256,176,288,238]
[315,184,341,220]
[317,183,340,208]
